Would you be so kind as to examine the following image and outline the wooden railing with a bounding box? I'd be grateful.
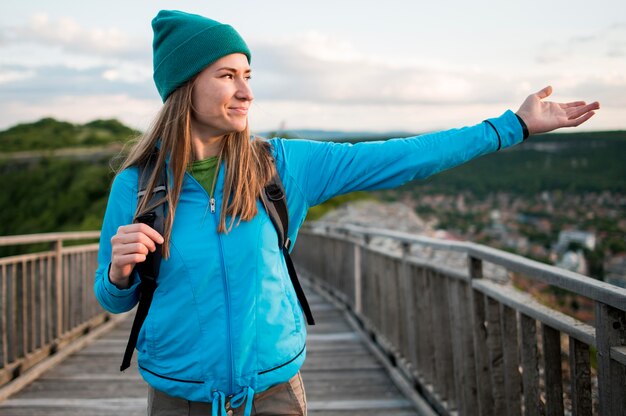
[0,232,104,388]
[293,223,626,416]
[1,227,624,414]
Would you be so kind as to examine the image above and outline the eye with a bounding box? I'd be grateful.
[222,74,234,80]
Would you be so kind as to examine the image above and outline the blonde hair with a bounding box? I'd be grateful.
[119,79,275,258]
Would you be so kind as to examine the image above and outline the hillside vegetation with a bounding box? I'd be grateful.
[394,130,626,195]
[0,118,137,254]
[0,118,138,152]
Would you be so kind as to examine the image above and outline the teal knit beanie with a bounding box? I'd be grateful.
[152,10,251,102]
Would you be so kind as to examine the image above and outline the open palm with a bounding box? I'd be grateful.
[516,86,600,135]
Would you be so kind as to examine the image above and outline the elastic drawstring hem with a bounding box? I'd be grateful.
[212,386,255,416]
[211,391,226,416]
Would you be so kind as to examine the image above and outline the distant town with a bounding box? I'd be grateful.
[388,189,626,288]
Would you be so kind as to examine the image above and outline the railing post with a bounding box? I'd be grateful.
[448,277,473,416]
[353,238,362,315]
[469,256,483,280]
[568,336,592,415]
[0,264,5,368]
[469,255,493,416]
[595,301,626,416]
[500,304,522,416]
[400,242,417,376]
[52,238,63,339]
[520,313,541,416]
[431,268,455,408]
[541,324,564,416]
[485,296,505,415]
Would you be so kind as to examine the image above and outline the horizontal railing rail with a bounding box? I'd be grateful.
[293,222,626,416]
[0,231,105,389]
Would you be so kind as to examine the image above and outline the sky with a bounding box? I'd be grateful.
[1,0,625,134]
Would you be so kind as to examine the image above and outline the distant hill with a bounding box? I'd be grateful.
[0,118,137,244]
[0,118,138,152]
[402,130,626,195]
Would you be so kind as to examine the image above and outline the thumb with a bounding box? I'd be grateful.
[536,85,553,100]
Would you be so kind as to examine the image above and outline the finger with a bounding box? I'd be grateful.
[562,100,600,113]
[119,222,164,244]
[135,223,165,244]
[130,232,159,252]
[566,111,595,127]
[112,231,158,252]
[114,242,150,257]
[559,101,586,109]
[112,253,148,268]
[567,102,601,120]
[536,85,553,99]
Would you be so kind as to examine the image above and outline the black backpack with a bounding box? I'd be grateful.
[120,151,315,371]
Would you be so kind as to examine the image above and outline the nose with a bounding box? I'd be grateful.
[236,78,254,102]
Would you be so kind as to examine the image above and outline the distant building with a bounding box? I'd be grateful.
[605,254,626,288]
[555,230,596,253]
[556,250,589,275]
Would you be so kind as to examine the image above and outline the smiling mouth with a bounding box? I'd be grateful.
[228,107,248,115]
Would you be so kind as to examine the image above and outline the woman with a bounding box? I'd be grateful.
[94,9,599,416]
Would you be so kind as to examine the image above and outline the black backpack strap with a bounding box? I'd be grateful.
[120,152,167,371]
[261,174,315,325]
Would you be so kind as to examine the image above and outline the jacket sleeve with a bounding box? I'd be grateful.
[272,110,523,207]
[93,168,142,313]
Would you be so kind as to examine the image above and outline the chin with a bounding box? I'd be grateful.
[232,122,249,133]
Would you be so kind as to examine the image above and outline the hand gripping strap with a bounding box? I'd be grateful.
[120,153,167,371]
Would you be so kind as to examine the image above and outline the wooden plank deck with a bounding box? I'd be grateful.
[0,282,427,416]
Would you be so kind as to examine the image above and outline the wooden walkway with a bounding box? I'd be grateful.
[0,281,428,416]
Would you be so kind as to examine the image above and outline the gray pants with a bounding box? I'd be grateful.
[147,372,307,416]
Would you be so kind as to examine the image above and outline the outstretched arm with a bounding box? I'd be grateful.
[515,86,600,135]
[275,86,600,209]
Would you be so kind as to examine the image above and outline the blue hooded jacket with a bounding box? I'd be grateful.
[94,110,523,412]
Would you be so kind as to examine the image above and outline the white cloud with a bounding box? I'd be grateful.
[569,74,626,107]
[536,22,626,64]
[245,33,626,131]
[250,35,626,110]
[251,39,518,106]
[0,64,156,100]
[0,18,624,132]
[100,65,152,83]
[4,13,148,61]
[0,66,36,84]
[278,31,364,63]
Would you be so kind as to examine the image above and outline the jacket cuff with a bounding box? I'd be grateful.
[515,114,530,140]
[104,263,140,297]
[484,110,525,150]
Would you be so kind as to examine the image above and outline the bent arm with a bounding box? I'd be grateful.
[275,110,523,207]
[94,169,141,313]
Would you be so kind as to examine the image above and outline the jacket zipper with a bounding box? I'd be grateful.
[185,171,234,394]
[215,219,234,393]
[208,156,220,214]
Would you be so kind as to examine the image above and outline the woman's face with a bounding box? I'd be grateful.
[190,53,253,138]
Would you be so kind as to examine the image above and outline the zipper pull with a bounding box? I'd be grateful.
[210,197,216,214]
